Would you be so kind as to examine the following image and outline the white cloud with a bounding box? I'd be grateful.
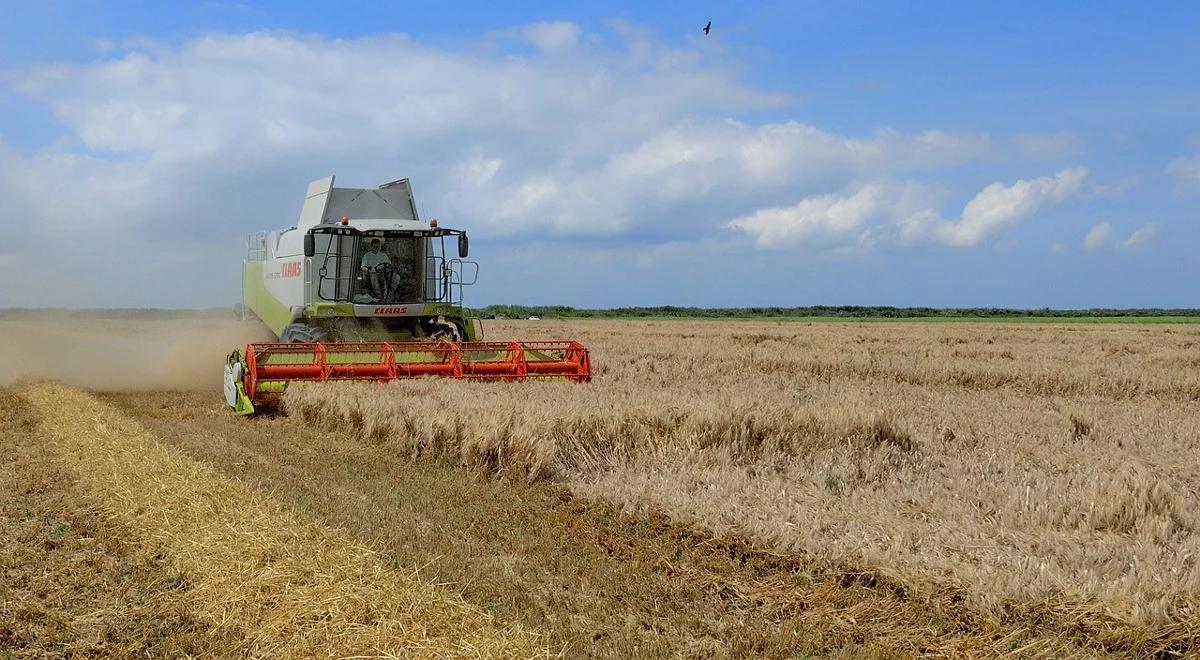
[522,21,581,51]
[11,31,779,160]
[0,26,1006,304]
[725,185,884,248]
[1121,223,1157,248]
[455,120,989,237]
[0,29,793,251]
[1167,155,1200,188]
[932,168,1087,247]
[728,168,1087,250]
[456,155,503,185]
[1,28,995,240]
[1083,222,1112,249]
[1089,176,1140,198]
[1078,221,1157,251]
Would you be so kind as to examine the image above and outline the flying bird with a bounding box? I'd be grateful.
[703,21,712,35]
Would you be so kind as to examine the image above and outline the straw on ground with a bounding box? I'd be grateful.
[20,381,540,658]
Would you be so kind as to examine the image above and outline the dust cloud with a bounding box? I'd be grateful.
[0,316,273,391]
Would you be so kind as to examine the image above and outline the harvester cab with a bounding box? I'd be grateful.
[224,175,591,415]
[241,176,479,342]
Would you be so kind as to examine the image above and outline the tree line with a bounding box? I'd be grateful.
[477,305,1200,319]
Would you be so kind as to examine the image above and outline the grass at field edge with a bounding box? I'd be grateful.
[3,308,1198,324]
[515,315,1200,323]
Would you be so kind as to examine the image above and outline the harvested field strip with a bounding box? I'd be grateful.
[1,390,235,657]
[19,382,539,658]
[109,391,1129,658]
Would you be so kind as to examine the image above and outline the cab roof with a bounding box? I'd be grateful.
[297,175,422,230]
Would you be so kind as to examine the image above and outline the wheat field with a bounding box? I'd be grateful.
[4,315,1199,656]
[286,319,1200,647]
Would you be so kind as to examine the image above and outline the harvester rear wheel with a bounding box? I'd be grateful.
[280,323,331,343]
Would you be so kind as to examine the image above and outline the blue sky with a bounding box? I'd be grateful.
[1,2,1197,308]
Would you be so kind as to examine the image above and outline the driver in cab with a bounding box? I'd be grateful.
[361,238,394,301]
[361,238,391,271]
[361,238,413,302]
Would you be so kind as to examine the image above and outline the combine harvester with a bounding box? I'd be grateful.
[224,176,591,414]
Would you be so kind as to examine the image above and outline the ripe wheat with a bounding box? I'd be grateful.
[285,319,1200,637]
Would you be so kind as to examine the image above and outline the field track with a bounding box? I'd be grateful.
[4,383,536,658]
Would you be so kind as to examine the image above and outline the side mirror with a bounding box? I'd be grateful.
[457,233,469,258]
[303,233,315,257]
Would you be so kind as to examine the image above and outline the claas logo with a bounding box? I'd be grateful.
[281,262,302,278]
[373,307,408,314]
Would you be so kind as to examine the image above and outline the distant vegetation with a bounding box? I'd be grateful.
[3,305,1197,322]
[479,305,1200,320]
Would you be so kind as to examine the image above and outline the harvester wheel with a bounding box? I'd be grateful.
[426,316,464,342]
[280,323,330,343]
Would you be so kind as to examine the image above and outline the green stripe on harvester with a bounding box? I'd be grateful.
[243,261,294,338]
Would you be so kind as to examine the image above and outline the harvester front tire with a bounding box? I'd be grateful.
[427,316,464,342]
[280,324,330,343]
